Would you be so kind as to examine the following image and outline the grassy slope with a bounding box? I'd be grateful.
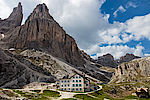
[14,90,60,100]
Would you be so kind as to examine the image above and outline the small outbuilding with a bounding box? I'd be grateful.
[136,88,149,98]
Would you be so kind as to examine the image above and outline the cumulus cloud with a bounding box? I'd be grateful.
[40,0,107,49]
[0,0,11,19]
[126,2,137,8]
[125,14,150,40]
[87,44,144,59]
[113,5,126,17]
[145,54,150,57]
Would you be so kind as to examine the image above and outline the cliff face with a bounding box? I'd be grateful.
[0,48,55,89]
[96,53,118,68]
[6,3,85,67]
[0,2,23,34]
[110,57,150,83]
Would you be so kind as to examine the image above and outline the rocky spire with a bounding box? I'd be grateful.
[6,3,85,67]
[0,2,23,33]
[25,3,53,23]
[8,2,23,20]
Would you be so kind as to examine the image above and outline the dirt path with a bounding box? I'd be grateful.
[9,85,102,100]
[55,85,102,100]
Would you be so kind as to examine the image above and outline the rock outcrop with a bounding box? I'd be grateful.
[96,53,141,68]
[96,53,118,68]
[5,3,85,67]
[0,48,55,89]
[0,2,23,34]
[110,57,150,83]
[116,53,141,65]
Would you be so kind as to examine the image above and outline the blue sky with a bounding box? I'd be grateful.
[98,0,150,59]
[101,0,150,23]
[0,0,150,59]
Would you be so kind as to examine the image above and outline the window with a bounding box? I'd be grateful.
[61,85,63,87]
[72,84,75,87]
[79,84,82,87]
[61,81,63,83]
[76,84,78,87]
[76,80,78,82]
[61,88,63,91]
[69,88,70,90]
[73,76,75,78]
[68,84,70,87]
[64,80,66,82]
[86,84,88,86]
[79,80,81,82]
[85,88,87,91]
[72,88,74,91]
[84,80,88,84]
[76,88,78,91]
[72,80,75,82]
[76,76,78,78]
[68,80,69,82]
[80,88,82,91]
[64,85,66,87]
[79,76,81,78]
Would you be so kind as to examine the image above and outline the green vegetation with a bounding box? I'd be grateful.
[31,90,41,93]
[14,90,60,100]
[89,83,150,100]
[124,95,138,99]
[74,94,97,100]
[31,96,49,100]
[124,95,150,100]
[89,90,124,100]
[14,90,25,95]
[14,90,40,99]
[42,90,60,97]
[61,98,77,100]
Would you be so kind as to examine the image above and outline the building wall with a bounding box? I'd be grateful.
[59,79,71,91]
[84,80,90,91]
[59,74,89,92]
[70,74,84,92]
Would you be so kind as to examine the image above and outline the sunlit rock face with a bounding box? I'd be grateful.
[5,3,85,67]
[110,57,150,83]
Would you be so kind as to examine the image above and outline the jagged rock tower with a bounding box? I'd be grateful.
[0,2,23,33]
[6,3,85,67]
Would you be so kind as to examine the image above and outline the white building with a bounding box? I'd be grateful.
[57,74,90,92]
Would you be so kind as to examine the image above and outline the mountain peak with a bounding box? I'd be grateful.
[0,2,23,33]
[8,2,23,20]
[36,3,48,13]
[26,3,53,22]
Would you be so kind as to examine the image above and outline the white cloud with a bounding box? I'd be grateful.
[125,14,150,40]
[38,0,108,49]
[145,54,150,57]
[113,5,126,17]
[88,44,144,59]
[0,0,11,19]
[126,2,137,8]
